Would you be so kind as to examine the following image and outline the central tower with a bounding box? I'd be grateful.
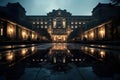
[27,9,92,42]
[48,9,72,42]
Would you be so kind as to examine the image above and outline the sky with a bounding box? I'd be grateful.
[0,0,111,15]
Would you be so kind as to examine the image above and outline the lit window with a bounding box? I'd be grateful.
[71,26,74,28]
[45,26,47,28]
[33,22,35,24]
[22,30,27,40]
[75,22,77,24]
[71,22,73,24]
[83,22,85,24]
[75,26,77,28]
[41,22,43,24]
[0,28,3,36]
[58,11,61,15]
[79,22,81,24]
[41,26,43,28]
[45,22,47,24]
[99,28,105,38]
[37,22,39,24]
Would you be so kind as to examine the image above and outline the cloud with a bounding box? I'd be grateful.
[0,0,111,15]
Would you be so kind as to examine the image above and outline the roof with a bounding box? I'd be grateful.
[83,18,110,31]
[0,3,32,30]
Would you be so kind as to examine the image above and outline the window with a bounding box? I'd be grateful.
[37,25,39,28]
[41,22,43,24]
[71,22,73,24]
[79,22,81,24]
[41,26,43,28]
[37,22,39,24]
[83,22,85,24]
[0,28,3,36]
[75,22,77,24]
[33,22,35,24]
[45,22,47,24]
[45,26,47,29]
[71,26,73,29]
[75,26,78,28]
[58,11,61,15]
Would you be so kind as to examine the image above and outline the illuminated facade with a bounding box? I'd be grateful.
[27,9,92,42]
[1,2,119,42]
[82,21,111,41]
[48,43,72,63]
[0,2,39,41]
[81,3,120,41]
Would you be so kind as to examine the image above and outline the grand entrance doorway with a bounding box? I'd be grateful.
[48,17,72,42]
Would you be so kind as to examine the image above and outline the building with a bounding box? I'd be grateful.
[1,2,119,42]
[0,2,39,41]
[81,3,120,41]
[27,9,92,42]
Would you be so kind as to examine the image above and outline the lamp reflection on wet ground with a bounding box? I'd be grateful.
[0,43,120,80]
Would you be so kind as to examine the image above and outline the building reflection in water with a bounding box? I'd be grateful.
[48,43,72,64]
[31,46,35,52]
[0,45,38,68]
[21,48,28,56]
[80,45,120,77]
[0,45,38,80]
[80,46,107,60]
[6,51,15,62]
[99,50,106,59]
[0,44,120,79]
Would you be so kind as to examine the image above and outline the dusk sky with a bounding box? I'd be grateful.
[0,0,111,15]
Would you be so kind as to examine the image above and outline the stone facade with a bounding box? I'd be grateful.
[81,3,120,41]
[27,9,92,42]
[0,3,39,41]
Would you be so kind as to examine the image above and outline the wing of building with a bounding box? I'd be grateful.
[0,2,120,43]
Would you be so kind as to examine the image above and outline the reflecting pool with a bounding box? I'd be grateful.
[0,43,120,80]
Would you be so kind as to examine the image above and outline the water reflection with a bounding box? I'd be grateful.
[6,51,14,62]
[99,50,106,58]
[21,48,28,56]
[0,45,38,80]
[80,46,107,60]
[80,45,120,77]
[0,46,37,68]
[31,46,35,52]
[48,43,72,64]
[90,48,95,54]
[0,43,120,80]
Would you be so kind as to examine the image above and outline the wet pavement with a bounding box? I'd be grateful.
[0,43,120,80]
[0,44,37,51]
